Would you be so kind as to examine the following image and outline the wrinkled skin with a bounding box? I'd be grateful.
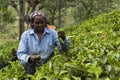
[33,15,45,33]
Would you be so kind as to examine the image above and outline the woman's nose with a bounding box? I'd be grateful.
[38,23,42,26]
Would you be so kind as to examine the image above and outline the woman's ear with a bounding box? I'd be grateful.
[28,22,34,28]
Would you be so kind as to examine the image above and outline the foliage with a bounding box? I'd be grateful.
[1,0,120,39]
[0,10,120,80]
[72,0,118,23]
[32,9,120,79]
[0,0,16,32]
[0,40,18,69]
[0,0,8,11]
[0,60,28,80]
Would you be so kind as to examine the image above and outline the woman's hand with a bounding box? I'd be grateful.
[58,31,66,45]
[58,31,66,41]
[29,54,40,63]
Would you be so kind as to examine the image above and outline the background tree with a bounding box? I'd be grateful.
[0,0,15,33]
[72,0,118,23]
[9,0,44,39]
[41,0,68,28]
[1,0,120,39]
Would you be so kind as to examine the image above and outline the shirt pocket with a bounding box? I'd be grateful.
[28,41,39,54]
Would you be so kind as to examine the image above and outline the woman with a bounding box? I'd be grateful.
[16,11,70,74]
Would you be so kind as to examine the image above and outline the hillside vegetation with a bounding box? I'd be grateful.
[0,10,120,80]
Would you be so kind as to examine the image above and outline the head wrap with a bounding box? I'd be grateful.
[29,11,45,22]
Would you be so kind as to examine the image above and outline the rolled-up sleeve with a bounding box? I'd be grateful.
[16,32,30,65]
[65,37,70,50]
[52,31,62,52]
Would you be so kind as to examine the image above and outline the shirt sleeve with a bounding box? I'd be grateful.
[60,37,70,52]
[52,30,63,52]
[64,37,70,50]
[16,32,30,65]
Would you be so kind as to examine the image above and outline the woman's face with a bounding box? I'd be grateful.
[33,15,45,33]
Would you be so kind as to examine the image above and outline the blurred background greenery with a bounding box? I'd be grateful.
[0,0,120,40]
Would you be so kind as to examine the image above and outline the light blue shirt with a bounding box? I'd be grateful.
[16,28,70,66]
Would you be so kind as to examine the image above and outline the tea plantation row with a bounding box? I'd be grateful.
[0,10,120,80]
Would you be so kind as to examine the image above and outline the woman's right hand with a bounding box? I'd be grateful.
[29,54,40,63]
